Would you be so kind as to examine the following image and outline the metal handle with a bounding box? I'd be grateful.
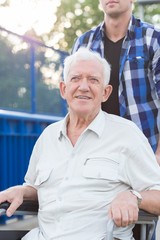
[0,208,6,216]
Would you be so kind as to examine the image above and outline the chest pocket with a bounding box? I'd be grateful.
[34,169,52,186]
[83,156,119,181]
[124,56,149,82]
[34,168,54,208]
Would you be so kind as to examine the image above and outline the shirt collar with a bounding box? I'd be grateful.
[58,113,69,141]
[58,110,106,140]
[100,15,140,40]
[100,17,135,40]
[87,110,106,137]
[127,15,140,40]
[99,21,105,32]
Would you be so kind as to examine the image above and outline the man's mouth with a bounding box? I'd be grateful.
[107,1,118,5]
[76,96,91,100]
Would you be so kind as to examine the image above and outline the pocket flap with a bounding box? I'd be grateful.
[83,157,119,180]
[34,169,52,186]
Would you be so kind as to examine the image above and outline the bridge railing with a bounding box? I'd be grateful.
[0,109,62,192]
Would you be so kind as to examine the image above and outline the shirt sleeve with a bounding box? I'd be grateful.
[23,135,42,188]
[119,130,160,191]
[151,31,160,99]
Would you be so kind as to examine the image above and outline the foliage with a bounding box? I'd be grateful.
[134,2,160,26]
[49,0,103,51]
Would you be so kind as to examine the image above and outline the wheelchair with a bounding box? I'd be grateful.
[0,200,158,240]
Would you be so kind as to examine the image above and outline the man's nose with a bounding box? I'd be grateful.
[78,79,90,90]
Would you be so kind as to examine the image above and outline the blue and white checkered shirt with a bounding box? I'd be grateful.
[72,15,160,152]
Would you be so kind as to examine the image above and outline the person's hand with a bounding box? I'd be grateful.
[108,191,139,227]
[0,186,24,217]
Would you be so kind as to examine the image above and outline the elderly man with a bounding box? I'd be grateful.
[0,48,160,240]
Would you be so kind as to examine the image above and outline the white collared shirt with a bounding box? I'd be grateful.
[23,110,160,240]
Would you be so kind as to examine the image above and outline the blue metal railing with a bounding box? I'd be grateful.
[0,109,62,191]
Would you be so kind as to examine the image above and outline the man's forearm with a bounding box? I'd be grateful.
[140,190,160,215]
[22,185,38,201]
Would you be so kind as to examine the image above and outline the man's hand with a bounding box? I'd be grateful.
[0,186,25,217]
[108,191,139,227]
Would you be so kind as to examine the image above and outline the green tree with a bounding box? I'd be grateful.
[134,3,160,26]
[49,0,103,51]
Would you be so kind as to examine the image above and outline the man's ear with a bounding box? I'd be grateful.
[102,85,113,102]
[59,81,66,99]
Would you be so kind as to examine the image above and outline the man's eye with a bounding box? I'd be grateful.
[89,78,99,83]
[71,77,80,82]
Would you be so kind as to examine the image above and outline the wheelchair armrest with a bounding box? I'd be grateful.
[0,201,158,221]
[138,209,158,223]
[0,200,39,216]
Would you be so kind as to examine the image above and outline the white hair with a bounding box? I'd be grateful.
[63,47,111,85]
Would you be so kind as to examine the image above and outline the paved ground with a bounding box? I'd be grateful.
[0,216,160,239]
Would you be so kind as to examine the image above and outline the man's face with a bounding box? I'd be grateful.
[99,0,133,17]
[60,59,112,118]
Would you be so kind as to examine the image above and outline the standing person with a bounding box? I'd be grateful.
[0,48,160,240]
[72,0,160,165]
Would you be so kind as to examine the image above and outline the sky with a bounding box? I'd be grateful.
[0,0,61,36]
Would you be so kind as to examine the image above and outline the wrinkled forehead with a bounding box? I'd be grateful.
[68,58,103,75]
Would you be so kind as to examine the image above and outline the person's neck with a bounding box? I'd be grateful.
[66,111,98,146]
[67,118,89,146]
[104,12,131,42]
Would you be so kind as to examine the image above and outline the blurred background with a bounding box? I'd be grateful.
[0,0,159,115]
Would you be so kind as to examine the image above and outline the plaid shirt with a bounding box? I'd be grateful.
[72,15,160,152]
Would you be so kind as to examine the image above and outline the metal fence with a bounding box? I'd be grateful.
[0,109,62,191]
